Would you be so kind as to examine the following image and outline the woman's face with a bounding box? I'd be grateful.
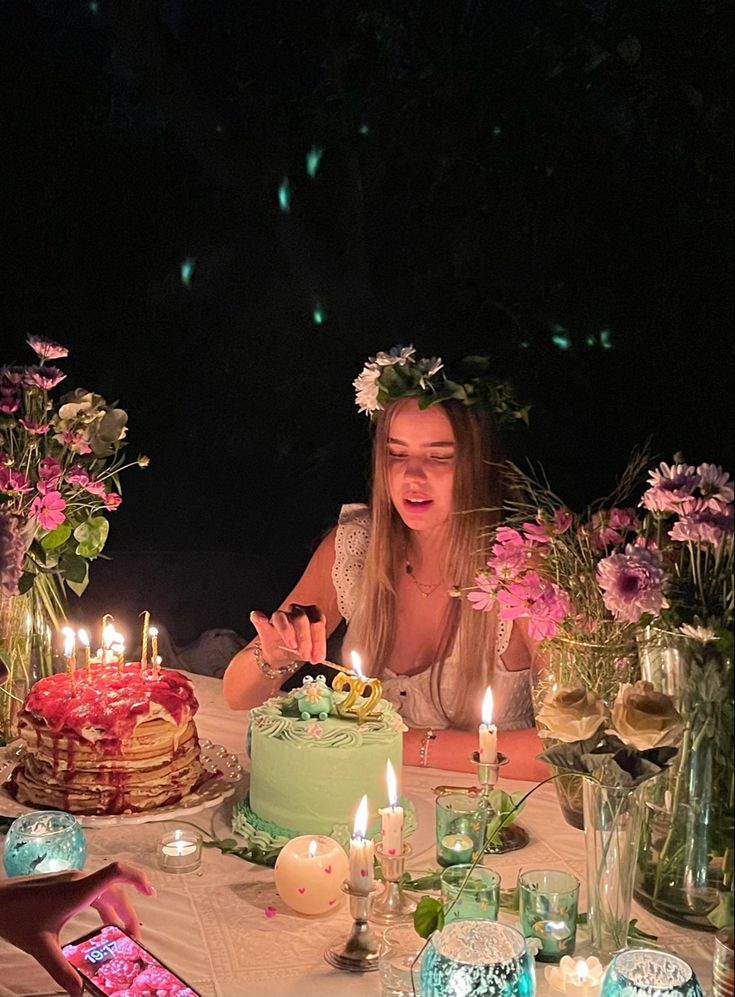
[386,399,456,534]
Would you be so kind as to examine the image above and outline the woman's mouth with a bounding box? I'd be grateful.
[403,496,433,511]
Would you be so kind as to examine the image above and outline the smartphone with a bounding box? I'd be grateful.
[62,924,202,997]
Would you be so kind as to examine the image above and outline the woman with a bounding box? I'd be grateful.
[224,347,547,780]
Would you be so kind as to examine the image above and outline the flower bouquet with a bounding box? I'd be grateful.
[537,680,682,959]
[468,452,734,927]
[1,336,146,741]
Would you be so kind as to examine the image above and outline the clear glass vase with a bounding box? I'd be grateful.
[634,628,735,930]
[583,778,644,961]
[535,634,638,831]
[0,589,54,743]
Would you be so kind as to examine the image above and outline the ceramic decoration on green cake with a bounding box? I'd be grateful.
[232,674,415,863]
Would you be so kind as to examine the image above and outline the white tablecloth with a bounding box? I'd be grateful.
[0,672,716,996]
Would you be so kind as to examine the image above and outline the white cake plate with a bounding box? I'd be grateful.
[0,738,243,827]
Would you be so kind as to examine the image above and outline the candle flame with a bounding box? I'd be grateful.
[149,626,158,637]
[350,650,364,679]
[308,839,318,857]
[452,840,464,852]
[61,625,75,638]
[77,628,89,647]
[174,829,182,841]
[63,632,75,658]
[103,623,116,647]
[386,759,398,807]
[353,795,368,838]
[576,961,588,983]
[481,686,494,725]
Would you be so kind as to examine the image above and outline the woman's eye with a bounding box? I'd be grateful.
[388,451,406,459]
[430,454,454,462]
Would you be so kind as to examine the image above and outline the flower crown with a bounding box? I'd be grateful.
[353,345,530,428]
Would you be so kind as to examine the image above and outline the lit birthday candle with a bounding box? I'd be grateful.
[379,760,404,857]
[111,631,125,666]
[77,629,91,676]
[349,795,374,894]
[479,686,498,764]
[150,626,158,671]
[101,617,115,666]
[140,610,150,669]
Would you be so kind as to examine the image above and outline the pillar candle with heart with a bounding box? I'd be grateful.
[274,834,349,915]
[379,759,404,857]
[349,794,374,894]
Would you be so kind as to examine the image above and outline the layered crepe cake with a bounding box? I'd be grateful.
[10,664,205,815]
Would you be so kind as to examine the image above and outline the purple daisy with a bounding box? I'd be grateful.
[26,336,69,360]
[597,544,669,622]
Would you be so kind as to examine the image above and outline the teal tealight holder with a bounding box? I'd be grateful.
[435,792,487,868]
[440,864,500,922]
[3,810,87,876]
[518,869,579,963]
[419,920,536,996]
[601,949,704,997]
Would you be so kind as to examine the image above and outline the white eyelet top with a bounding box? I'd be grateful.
[332,504,533,731]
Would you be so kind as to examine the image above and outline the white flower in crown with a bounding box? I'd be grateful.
[353,363,382,415]
[416,355,443,389]
[372,345,416,367]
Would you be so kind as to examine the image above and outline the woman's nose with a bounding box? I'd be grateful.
[404,457,427,481]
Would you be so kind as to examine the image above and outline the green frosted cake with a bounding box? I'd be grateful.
[232,677,414,861]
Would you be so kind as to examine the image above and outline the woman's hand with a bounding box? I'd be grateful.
[250,603,327,665]
[0,861,155,997]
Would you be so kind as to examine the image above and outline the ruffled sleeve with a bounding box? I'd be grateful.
[332,503,370,622]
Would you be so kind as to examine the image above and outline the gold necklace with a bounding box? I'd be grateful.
[405,562,445,598]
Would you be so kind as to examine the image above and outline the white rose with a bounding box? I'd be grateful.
[611,681,683,751]
[535,686,606,743]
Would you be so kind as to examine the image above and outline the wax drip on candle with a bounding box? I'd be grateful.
[140,610,150,669]
[77,628,91,675]
[62,627,76,692]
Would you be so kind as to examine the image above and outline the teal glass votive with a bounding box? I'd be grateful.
[518,869,579,963]
[441,864,500,922]
[2,810,87,876]
[601,949,704,997]
[419,920,536,996]
[435,793,487,867]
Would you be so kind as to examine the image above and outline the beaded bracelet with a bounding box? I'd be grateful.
[419,728,437,767]
[252,639,302,680]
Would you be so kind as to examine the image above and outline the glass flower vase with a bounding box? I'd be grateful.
[0,589,54,744]
[583,778,644,961]
[634,628,735,930]
[534,634,638,831]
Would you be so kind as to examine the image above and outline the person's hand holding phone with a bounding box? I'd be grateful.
[0,860,155,997]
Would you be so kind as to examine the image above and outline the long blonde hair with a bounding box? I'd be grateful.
[345,398,505,729]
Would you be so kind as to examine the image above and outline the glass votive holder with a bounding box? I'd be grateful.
[601,948,703,997]
[435,793,487,867]
[419,920,535,996]
[157,828,202,873]
[440,864,500,922]
[518,868,579,963]
[378,922,426,997]
[714,928,734,997]
[2,810,87,876]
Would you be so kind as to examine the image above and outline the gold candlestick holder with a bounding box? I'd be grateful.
[371,843,417,925]
[324,883,380,972]
[471,750,529,854]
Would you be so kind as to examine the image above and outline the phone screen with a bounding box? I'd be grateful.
[62,924,201,997]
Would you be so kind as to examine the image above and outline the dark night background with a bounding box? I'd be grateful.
[2,0,733,649]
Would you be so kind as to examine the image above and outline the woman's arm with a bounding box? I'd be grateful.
[223,529,343,711]
[403,726,549,782]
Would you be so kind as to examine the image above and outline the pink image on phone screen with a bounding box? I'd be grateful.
[62,924,200,997]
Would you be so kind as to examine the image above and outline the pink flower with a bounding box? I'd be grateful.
[641,462,699,513]
[26,336,69,360]
[24,365,66,390]
[553,509,573,534]
[38,456,62,485]
[0,467,31,493]
[66,465,91,486]
[264,905,278,919]
[521,520,550,543]
[55,429,92,454]
[589,507,639,549]
[0,392,20,414]
[83,478,107,497]
[669,507,734,547]
[103,492,122,509]
[29,490,66,530]
[689,463,735,512]
[0,366,26,386]
[467,573,497,612]
[19,418,51,434]
[597,545,669,623]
